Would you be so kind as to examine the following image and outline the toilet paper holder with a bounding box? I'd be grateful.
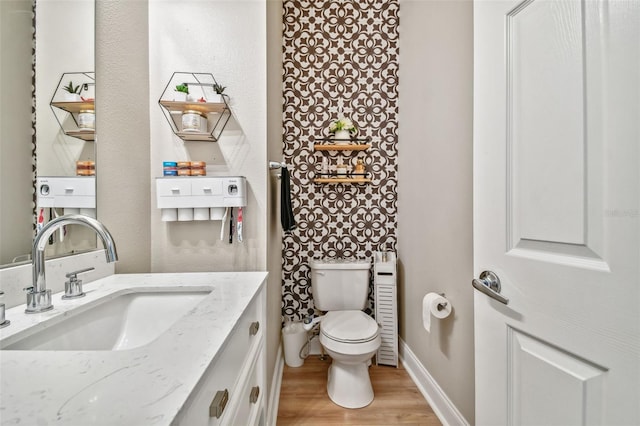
[436,293,447,311]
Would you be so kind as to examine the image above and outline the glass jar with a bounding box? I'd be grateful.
[181,110,207,133]
[78,110,95,130]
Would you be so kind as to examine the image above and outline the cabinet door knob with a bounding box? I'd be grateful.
[249,321,260,336]
[250,386,260,404]
[209,389,229,418]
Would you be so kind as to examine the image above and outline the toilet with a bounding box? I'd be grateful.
[310,258,381,409]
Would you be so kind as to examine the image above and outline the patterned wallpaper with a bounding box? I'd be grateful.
[282,0,399,321]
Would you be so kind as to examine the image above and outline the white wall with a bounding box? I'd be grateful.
[148,0,266,273]
[398,0,475,423]
[95,0,151,273]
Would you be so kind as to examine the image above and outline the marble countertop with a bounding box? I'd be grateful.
[0,272,267,425]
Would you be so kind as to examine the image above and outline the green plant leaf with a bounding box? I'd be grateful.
[175,84,189,94]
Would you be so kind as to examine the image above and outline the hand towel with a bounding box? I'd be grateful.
[280,166,296,232]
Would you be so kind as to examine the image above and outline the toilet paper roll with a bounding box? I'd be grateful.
[178,208,194,221]
[422,293,452,332]
[193,208,209,221]
[161,208,178,222]
[210,207,225,220]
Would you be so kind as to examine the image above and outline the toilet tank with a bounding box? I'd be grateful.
[310,258,371,311]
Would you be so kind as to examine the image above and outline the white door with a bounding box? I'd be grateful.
[473,0,639,424]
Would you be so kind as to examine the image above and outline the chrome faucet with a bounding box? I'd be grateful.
[0,290,9,328]
[25,214,118,314]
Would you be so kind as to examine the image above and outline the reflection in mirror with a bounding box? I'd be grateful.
[0,0,96,269]
[0,0,34,267]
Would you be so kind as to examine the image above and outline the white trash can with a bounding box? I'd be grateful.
[282,322,307,367]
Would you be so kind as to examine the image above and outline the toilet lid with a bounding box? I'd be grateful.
[321,311,379,343]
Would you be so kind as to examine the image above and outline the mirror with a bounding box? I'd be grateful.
[0,0,95,268]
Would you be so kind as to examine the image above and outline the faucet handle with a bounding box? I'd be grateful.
[0,303,10,329]
[63,267,93,300]
[0,289,8,328]
[65,267,95,279]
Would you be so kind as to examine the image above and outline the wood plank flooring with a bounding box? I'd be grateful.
[277,355,442,425]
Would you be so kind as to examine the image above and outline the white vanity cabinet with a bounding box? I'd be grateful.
[175,285,266,426]
[0,273,269,426]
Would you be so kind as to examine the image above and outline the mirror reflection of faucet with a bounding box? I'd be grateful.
[24,215,118,314]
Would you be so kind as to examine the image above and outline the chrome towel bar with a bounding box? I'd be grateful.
[268,161,287,170]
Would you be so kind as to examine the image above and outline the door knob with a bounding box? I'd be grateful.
[472,270,509,305]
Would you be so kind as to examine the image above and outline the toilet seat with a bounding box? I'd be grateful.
[321,311,379,344]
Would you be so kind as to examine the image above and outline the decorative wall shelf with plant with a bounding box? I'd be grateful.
[158,72,231,142]
[49,72,96,141]
[328,115,358,144]
[313,136,372,184]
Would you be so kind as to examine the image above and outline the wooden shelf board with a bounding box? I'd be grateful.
[313,177,371,184]
[51,100,95,114]
[175,131,218,142]
[318,137,371,142]
[159,100,226,115]
[65,130,95,141]
[314,144,370,151]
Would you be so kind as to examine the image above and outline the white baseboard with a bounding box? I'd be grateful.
[267,343,284,426]
[399,338,470,426]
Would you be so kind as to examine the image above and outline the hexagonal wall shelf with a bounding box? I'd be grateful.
[158,72,231,142]
[50,72,96,141]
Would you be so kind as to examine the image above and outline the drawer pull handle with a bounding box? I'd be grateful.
[250,386,260,404]
[209,389,229,419]
[249,321,260,336]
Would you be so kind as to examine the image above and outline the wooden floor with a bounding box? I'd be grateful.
[277,355,442,425]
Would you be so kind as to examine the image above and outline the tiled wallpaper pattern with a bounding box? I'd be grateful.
[282,0,399,321]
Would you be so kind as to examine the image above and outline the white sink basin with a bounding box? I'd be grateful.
[3,290,210,351]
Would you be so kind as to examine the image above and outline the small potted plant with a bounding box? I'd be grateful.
[174,84,189,102]
[329,116,357,144]
[210,82,226,103]
[62,81,82,101]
